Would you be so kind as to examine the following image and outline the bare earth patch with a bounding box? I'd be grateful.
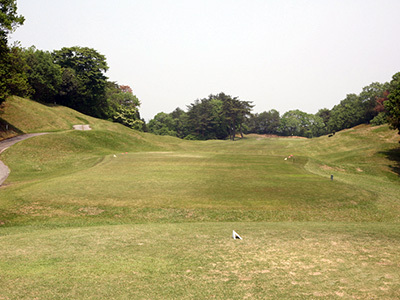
[73,125,92,131]
[78,207,105,215]
[249,134,308,140]
[320,164,346,172]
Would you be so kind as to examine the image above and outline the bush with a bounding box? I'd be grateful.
[370,112,387,126]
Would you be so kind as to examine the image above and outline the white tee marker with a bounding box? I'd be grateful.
[232,230,243,240]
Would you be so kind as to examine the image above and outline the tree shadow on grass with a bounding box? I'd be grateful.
[380,148,400,176]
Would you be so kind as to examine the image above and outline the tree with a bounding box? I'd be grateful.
[219,93,252,140]
[113,106,143,130]
[280,110,307,136]
[279,110,324,138]
[359,82,389,123]
[0,44,32,100]
[0,0,24,40]
[23,46,62,103]
[52,46,109,118]
[0,0,25,103]
[327,94,364,132]
[106,82,143,130]
[245,110,280,134]
[385,72,400,135]
[170,107,189,138]
[148,112,178,136]
[186,98,219,139]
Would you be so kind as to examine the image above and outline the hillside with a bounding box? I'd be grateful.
[0,96,399,225]
[0,97,399,299]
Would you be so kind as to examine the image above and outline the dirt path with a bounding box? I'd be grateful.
[0,133,49,186]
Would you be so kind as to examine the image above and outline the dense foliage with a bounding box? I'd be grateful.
[1,0,399,138]
[22,46,143,129]
[385,72,400,135]
[0,1,143,129]
[148,79,397,139]
[0,0,28,103]
[148,93,252,140]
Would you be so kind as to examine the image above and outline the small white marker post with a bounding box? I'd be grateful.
[232,230,243,240]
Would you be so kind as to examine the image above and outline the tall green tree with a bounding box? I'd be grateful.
[52,46,109,118]
[245,109,280,134]
[186,98,220,139]
[148,112,178,136]
[220,93,252,140]
[0,0,26,103]
[385,72,400,135]
[316,108,330,126]
[0,0,24,39]
[106,82,143,130]
[327,94,364,132]
[23,46,62,103]
[359,82,389,123]
[170,107,189,138]
[279,110,324,138]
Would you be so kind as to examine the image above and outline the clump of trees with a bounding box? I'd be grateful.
[0,1,143,130]
[148,93,252,140]
[16,46,143,130]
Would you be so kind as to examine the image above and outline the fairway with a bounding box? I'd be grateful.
[1,115,400,298]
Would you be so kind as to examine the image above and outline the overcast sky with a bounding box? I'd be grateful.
[11,0,400,120]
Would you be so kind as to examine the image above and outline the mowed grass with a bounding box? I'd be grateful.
[1,98,400,298]
[0,96,100,133]
[0,149,383,227]
[0,223,399,299]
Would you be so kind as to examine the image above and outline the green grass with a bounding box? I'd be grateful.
[0,96,100,133]
[0,97,400,299]
[0,222,399,299]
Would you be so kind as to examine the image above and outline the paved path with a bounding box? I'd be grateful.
[0,133,49,186]
[0,125,91,186]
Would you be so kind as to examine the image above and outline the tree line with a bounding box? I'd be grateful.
[148,75,400,140]
[0,1,143,130]
[1,0,400,138]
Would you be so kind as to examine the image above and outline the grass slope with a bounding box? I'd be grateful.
[0,96,100,133]
[0,97,400,299]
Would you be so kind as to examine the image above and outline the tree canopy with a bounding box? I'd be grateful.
[52,46,109,118]
[0,0,24,40]
[147,93,252,140]
[385,72,400,135]
[0,0,27,103]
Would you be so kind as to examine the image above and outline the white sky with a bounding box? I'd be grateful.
[11,0,400,120]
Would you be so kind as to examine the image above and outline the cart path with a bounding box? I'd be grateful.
[0,125,92,186]
[0,133,50,186]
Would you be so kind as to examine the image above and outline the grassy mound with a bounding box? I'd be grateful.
[0,96,100,133]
